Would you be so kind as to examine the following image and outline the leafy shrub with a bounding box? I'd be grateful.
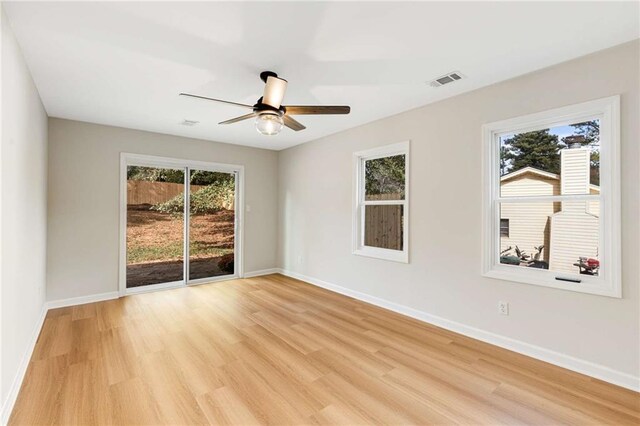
[152,180,234,215]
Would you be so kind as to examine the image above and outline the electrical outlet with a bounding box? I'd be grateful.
[498,301,509,315]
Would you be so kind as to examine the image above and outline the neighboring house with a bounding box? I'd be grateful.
[500,147,600,274]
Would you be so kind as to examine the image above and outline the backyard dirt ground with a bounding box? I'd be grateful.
[126,207,235,287]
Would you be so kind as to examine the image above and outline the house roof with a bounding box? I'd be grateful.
[500,166,600,192]
[501,167,559,182]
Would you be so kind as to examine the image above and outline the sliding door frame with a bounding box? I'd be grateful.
[118,153,245,296]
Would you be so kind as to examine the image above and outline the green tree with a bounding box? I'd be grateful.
[570,120,599,144]
[127,166,184,183]
[189,170,234,185]
[152,180,234,215]
[365,155,405,196]
[499,145,510,176]
[501,130,564,175]
[127,167,234,185]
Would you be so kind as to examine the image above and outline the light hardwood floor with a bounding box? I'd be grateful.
[9,274,640,425]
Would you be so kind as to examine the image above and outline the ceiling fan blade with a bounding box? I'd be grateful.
[219,112,256,125]
[283,115,306,132]
[179,93,253,109]
[283,105,351,115]
[262,76,288,109]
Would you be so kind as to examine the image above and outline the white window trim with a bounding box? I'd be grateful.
[352,141,410,263]
[481,96,621,298]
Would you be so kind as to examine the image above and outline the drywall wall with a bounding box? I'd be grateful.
[47,119,278,301]
[1,7,48,419]
[278,40,640,381]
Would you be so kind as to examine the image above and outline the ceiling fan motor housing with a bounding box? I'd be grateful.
[254,98,285,117]
[259,70,279,83]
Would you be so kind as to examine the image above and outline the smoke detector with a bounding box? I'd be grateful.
[180,119,199,126]
[429,71,464,87]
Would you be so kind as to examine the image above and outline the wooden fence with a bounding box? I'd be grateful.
[127,180,205,205]
[364,193,404,250]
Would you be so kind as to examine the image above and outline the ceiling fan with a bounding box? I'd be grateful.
[179,71,351,136]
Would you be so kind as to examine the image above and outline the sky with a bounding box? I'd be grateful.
[548,124,577,139]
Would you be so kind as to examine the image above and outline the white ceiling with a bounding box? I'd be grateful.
[4,2,639,150]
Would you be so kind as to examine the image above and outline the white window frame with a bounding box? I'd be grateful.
[482,96,621,298]
[353,141,410,263]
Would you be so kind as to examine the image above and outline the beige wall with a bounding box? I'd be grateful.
[47,119,278,301]
[1,8,48,418]
[277,41,639,378]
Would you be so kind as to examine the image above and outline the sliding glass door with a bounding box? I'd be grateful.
[126,166,185,288]
[187,169,236,282]
[121,155,242,293]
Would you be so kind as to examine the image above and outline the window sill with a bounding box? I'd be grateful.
[482,268,621,298]
[353,247,408,263]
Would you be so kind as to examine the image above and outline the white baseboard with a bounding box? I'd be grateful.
[45,291,119,310]
[277,268,640,392]
[1,305,48,425]
[244,268,280,278]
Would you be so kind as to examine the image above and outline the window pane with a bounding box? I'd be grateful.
[365,154,405,200]
[126,166,184,288]
[364,204,404,250]
[499,201,600,276]
[188,170,235,281]
[500,119,600,197]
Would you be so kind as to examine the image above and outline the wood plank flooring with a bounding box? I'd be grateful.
[9,274,640,425]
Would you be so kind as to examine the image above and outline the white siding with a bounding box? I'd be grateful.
[588,187,601,216]
[549,148,600,274]
[561,148,591,196]
[501,174,560,197]
[500,201,559,261]
[500,173,560,261]
[550,210,599,274]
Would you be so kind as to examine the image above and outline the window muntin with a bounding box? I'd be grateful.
[482,97,620,297]
[353,142,409,263]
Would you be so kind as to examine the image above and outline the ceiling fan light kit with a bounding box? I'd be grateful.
[255,111,284,136]
[180,71,351,137]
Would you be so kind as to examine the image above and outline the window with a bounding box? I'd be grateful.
[500,219,510,237]
[482,96,620,297]
[353,141,409,262]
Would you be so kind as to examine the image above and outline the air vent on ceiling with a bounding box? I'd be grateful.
[180,119,200,126]
[429,71,464,87]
